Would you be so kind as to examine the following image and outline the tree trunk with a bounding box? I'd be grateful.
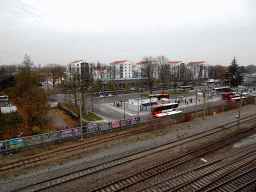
[74,91,77,106]
[81,91,85,111]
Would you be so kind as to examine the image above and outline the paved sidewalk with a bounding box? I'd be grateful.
[100,94,222,114]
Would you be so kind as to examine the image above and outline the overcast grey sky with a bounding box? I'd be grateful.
[0,0,255,66]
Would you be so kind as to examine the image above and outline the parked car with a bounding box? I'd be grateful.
[108,94,115,97]
[99,95,106,98]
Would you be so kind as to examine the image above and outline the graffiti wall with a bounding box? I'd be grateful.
[72,128,81,135]
[59,129,73,138]
[87,124,99,132]
[8,138,24,149]
[0,116,141,152]
[43,132,59,142]
[120,120,126,126]
[112,121,120,128]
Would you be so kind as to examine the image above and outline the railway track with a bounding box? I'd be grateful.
[1,113,255,173]
[137,145,256,191]
[137,147,256,192]
[89,126,256,192]
[3,115,255,191]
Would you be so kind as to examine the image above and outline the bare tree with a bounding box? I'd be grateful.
[173,77,178,92]
[79,63,93,111]
[96,62,107,80]
[43,64,65,87]
[141,56,156,94]
[109,64,119,79]
[157,55,170,93]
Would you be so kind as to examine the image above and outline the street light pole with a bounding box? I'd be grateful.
[195,89,198,118]
[79,102,84,141]
[238,90,242,129]
[203,87,206,120]
[92,95,93,114]
[138,86,140,118]
[137,86,140,141]
[124,102,125,119]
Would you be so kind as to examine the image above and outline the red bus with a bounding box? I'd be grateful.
[153,110,183,118]
[230,96,247,102]
[227,94,239,101]
[151,103,179,115]
[148,94,170,99]
[221,92,237,99]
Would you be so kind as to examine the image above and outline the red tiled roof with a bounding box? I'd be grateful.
[136,61,153,64]
[71,60,83,63]
[187,61,206,65]
[110,60,127,64]
[167,61,182,64]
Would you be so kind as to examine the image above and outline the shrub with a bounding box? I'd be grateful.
[223,104,231,111]
[207,106,213,115]
[184,113,192,122]
[216,105,223,113]
[32,126,41,134]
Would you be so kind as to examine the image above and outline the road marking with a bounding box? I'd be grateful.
[102,104,134,116]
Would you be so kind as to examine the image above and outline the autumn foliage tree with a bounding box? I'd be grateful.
[11,55,50,134]
[12,81,49,134]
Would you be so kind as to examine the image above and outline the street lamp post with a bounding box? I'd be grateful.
[137,86,140,141]
[92,95,93,114]
[238,90,242,129]
[124,101,125,119]
[203,87,206,120]
[195,90,198,118]
[78,100,84,141]
[138,86,140,118]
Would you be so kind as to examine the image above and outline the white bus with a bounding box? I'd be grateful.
[153,110,183,118]
[0,95,8,101]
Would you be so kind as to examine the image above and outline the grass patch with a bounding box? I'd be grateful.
[141,91,189,97]
[83,112,102,121]
[166,91,189,95]
[61,102,102,121]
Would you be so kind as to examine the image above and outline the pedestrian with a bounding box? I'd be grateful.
[191,98,193,102]
[187,102,188,105]
[199,99,200,103]
[114,102,115,106]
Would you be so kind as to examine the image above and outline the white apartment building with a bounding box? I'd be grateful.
[168,61,184,80]
[187,61,208,79]
[66,60,93,82]
[109,60,133,79]
[135,61,159,79]
[93,68,107,81]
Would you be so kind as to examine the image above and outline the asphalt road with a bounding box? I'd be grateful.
[53,86,228,122]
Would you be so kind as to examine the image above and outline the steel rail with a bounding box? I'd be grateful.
[136,146,256,192]
[2,110,255,172]
[166,152,256,192]
[13,116,256,192]
[231,178,256,192]
[204,166,256,192]
[89,126,256,192]
[14,116,243,192]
